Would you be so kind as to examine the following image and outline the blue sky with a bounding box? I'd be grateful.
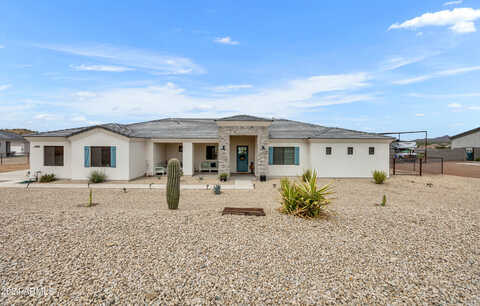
[1,1,480,137]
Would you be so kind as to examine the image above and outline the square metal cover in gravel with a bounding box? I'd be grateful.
[222,207,266,216]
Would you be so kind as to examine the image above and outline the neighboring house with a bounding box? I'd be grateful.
[25,115,394,180]
[451,127,480,161]
[0,131,30,157]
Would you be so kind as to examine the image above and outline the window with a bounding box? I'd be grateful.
[347,147,354,155]
[206,145,218,160]
[179,145,183,153]
[369,147,375,155]
[91,146,111,167]
[272,147,296,165]
[44,146,64,166]
[326,147,332,155]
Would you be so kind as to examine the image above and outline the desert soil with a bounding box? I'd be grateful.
[0,175,479,304]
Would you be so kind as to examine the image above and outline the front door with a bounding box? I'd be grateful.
[237,146,248,172]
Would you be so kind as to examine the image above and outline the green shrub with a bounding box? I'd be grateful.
[475,157,480,162]
[39,173,56,183]
[301,169,313,182]
[372,170,387,184]
[279,170,334,218]
[89,170,107,183]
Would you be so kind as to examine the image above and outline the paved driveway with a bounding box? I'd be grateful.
[0,170,29,182]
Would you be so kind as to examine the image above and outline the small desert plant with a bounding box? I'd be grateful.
[280,170,334,218]
[213,184,221,195]
[372,170,387,184]
[89,170,107,183]
[380,194,386,206]
[166,159,181,209]
[39,173,56,183]
[87,189,93,207]
[219,173,228,182]
[301,169,313,182]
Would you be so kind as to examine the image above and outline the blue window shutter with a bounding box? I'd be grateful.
[268,147,273,165]
[84,146,90,168]
[110,146,116,168]
[294,147,300,165]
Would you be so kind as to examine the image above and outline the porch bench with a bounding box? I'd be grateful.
[200,161,218,172]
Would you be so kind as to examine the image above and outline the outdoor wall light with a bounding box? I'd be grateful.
[261,145,265,150]
[221,145,225,151]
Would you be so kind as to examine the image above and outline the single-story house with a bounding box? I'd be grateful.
[451,126,480,161]
[0,131,30,157]
[25,115,394,180]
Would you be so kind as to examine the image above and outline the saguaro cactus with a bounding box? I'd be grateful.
[166,159,181,209]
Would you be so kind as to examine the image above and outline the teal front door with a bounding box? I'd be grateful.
[237,146,249,172]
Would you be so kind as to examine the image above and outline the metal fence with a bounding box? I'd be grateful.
[391,157,444,176]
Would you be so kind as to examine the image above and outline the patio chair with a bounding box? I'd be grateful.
[154,162,167,176]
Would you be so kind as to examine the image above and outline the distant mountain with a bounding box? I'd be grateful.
[414,135,451,149]
[0,128,37,135]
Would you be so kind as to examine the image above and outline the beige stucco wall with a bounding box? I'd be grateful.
[193,143,219,172]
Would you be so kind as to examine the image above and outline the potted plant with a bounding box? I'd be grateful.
[219,173,228,182]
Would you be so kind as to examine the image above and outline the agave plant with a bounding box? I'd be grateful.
[280,170,334,218]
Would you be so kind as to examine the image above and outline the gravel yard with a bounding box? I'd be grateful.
[0,175,479,304]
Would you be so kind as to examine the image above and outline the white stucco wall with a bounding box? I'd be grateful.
[309,141,390,178]
[267,140,310,177]
[182,142,194,175]
[451,130,480,148]
[129,139,148,179]
[69,129,131,180]
[267,139,390,178]
[25,137,72,179]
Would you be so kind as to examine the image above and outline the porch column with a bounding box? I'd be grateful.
[145,141,154,176]
[182,141,194,176]
[218,133,230,175]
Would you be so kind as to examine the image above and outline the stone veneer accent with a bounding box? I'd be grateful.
[218,125,269,176]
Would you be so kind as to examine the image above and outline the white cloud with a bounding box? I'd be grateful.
[73,91,97,98]
[68,73,370,117]
[70,64,134,72]
[34,113,59,121]
[415,113,425,117]
[416,32,424,36]
[409,92,480,98]
[71,115,101,125]
[0,45,4,49]
[448,103,462,108]
[467,106,480,110]
[212,84,253,92]
[443,0,463,6]
[214,36,239,45]
[389,8,480,34]
[393,65,480,85]
[0,84,11,91]
[35,43,204,74]
[381,56,427,71]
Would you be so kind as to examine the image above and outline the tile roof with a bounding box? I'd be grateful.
[26,117,393,140]
[216,114,273,121]
[0,130,26,141]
